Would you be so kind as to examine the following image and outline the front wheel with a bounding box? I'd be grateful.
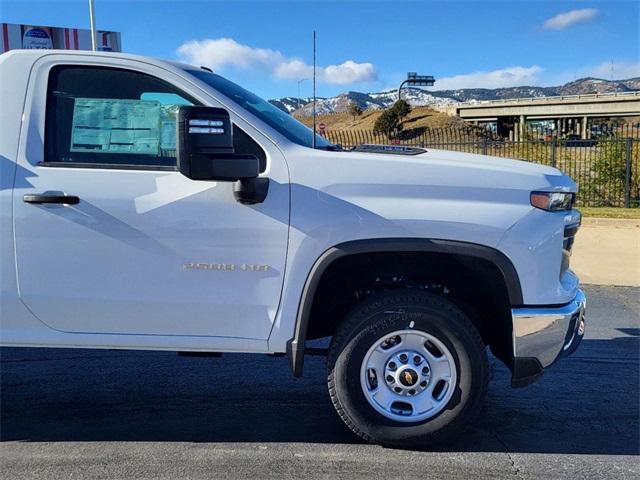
[327,290,489,447]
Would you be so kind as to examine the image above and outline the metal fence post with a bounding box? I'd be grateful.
[551,138,557,168]
[482,138,488,155]
[624,138,632,208]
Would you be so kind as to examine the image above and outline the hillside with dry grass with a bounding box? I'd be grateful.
[295,106,466,132]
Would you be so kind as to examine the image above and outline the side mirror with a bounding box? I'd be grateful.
[176,106,259,181]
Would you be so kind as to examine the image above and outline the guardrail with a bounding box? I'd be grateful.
[458,90,640,106]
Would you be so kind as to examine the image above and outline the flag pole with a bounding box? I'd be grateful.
[312,30,316,149]
[89,0,98,51]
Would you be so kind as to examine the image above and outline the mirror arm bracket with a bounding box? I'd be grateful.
[233,177,270,205]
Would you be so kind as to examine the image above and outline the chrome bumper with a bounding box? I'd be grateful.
[510,289,586,387]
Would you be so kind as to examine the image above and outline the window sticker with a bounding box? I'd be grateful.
[70,98,161,154]
[159,104,180,151]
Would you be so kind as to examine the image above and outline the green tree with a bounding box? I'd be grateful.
[391,99,411,119]
[373,100,412,137]
[373,108,401,137]
[348,102,363,121]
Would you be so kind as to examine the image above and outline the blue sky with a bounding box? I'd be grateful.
[1,0,638,99]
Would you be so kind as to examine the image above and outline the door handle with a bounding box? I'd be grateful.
[23,193,80,205]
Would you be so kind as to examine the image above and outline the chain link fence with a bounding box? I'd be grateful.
[324,126,639,207]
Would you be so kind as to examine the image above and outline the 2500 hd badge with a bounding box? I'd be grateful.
[184,263,270,272]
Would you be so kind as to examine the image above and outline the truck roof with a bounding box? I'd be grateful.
[0,48,198,72]
[0,48,297,149]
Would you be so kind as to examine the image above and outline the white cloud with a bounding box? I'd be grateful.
[177,38,377,85]
[321,60,377,85]
[430,61,638,91]
[550,61,640,84]
[434,66,543,90]
[584,61,640,80]
[177,38,284,70]
[543,8,598,30]
[273,59,313,80]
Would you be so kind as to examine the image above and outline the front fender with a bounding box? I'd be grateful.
[282,238,522,376]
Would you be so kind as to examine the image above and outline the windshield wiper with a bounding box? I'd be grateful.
[316,144,343,151]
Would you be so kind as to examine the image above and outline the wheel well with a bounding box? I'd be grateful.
[304,251,514,367]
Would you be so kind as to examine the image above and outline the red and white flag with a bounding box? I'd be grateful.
[1,23,22,53]
[63,28,80,49]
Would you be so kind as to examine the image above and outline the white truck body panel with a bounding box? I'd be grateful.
[12,52,289,341]
[267,144,578,350]
[0,50,580,354]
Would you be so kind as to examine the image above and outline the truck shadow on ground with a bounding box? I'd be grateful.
[1,335,638,455]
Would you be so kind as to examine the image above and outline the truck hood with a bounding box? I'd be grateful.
[419,148,575,191]
[416,147,567,179]
[289,146,577,196]
[286,145,577,249]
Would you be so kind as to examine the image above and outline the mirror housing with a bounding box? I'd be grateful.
[176,106,260,181]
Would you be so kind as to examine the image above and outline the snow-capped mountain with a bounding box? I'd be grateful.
[369,89,457,108]
[272,89,457,116]
[268,96,312,114]
[268,77,640,114]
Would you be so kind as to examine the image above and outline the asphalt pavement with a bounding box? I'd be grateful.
[1,285,639,479]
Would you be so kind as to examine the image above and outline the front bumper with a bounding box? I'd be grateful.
[510,289,586,387]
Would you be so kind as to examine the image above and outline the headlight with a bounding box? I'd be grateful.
[530,191,575,211]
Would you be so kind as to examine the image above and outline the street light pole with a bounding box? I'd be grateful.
[312,30,317,149]
[398,72,435,102]
[88,0,98,51]
[397,79,409,102]
[297,78,309,113]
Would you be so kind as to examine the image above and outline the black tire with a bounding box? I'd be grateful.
[327,289,488,448]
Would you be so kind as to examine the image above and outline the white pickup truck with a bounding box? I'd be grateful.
[0,49,586,447]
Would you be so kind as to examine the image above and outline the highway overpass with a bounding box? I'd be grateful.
[455,91,640,139]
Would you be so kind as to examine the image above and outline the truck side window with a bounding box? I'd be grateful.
[45,66,193,167]
[45,66,267,171]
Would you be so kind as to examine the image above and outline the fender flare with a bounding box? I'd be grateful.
[286,238,522,376]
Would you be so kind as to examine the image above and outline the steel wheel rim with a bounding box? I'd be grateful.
[360,329,457,423]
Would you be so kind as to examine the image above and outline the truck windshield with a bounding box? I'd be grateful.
[186,69,333,149]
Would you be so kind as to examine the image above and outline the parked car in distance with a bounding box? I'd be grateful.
[563,134,598,147]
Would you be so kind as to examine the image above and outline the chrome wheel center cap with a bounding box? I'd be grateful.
[398,368,419,387]
[383,349,431,396]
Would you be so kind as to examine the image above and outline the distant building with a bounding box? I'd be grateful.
[1,23,121,53]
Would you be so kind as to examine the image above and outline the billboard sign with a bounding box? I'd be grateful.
[1,23,121,53]
[22,25,54,49]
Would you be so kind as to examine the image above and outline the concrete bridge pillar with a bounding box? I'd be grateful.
[519,115,526,141]
[582,116,588,139]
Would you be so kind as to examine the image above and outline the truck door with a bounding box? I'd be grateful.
[13,58,289,340]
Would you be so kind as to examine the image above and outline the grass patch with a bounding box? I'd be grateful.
[579,207,640,219]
